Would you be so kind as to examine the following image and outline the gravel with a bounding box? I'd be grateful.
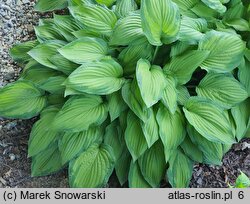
[0,0,68,188]
[0,0,249,188]
[0,0,41,87]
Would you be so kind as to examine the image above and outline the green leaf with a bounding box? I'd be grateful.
[225,18,250,32]
[53,95,108,132]
[69,144,115,187]
[128,161,151,188]
[177,85,190,106]
[35,0,68,12]
[118,43,154,75]
[180,136,203,163]
[201,0,226,13]
[110,13,146,46]
[66,58,125,95]
[136,59,167,108]
[238,58,250,95]
[39,75,66,94]
[235,171,250,188]
[107,91,127,122]
[53,14,83,42]
[198,30,246,73]
[170,41,196,57]
[59,127,103,164]
[49,54,79,75]
[34,25,66,43]
[72,29,101,39]
[141,0,181,46]
[183,97,235,144]
[156,104,186,160]
[28,40,66,69]
[231,99,250,141]
[119,111,128,134]
[47,94,66,106]
[179,16,208,44]
[0,80,46,119]
[58,37,108,64]
[96,0,116,7]
[125,111,148,161]
[69,4,117,37]
[68,0,95,6]
[163,50,210,85]
[187,122,223,165]
[140,108,159,148]
[191,2,219,19]
[167,148,193,188]
[122,80,151,122]
[115,148,131,186]
[138,141,166,187]
[196,73,248,109]
[10,40,39,64]
[38,18,54,26]
[21,61,58,85]
[161,76,178,114]
[223,143,232,155]
[104,121,123,161]
[28,107,59,157]
[115,0,138,17]
[31,143,63,177]
[224,1,243,19]
[172,0,199,12]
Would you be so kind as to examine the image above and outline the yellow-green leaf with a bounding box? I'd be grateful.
[10,40,39,64]
[156,104,186,155]
[35,0,68,12]
[125,111,148,161]
[198,30,246,73]
[118,43,154,75]
[136,59,167,108]
[122,80,151,122]
[66,58,125,95]
[31,143,63,177]
[128,161,151,188]
[107,91,128,122]
[187,124,223,165]
[163,50,210,85]
[138,141,166,187]
[161,76,178,114]
[58,37,108,64]
[167,148,193,188]
[115,0,138,17]
[231,99,250,141]
[53,95,108,132]
[196,73,248,109]
[28,107,59,157]
[69,144,115,187]
[183,97,235,144]
[59,127,103,164]
[28,40,66,69]
[0,80,46,119]
[141,0,181,46]
[110,12,146,46]
[140,108,159,148]
[69,4,117,37]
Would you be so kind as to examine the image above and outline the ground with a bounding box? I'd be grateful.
[0,0,249,188]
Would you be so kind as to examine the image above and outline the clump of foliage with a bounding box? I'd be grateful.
[0,0,249,188]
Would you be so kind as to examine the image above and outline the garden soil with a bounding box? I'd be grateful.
[0,0,249,188]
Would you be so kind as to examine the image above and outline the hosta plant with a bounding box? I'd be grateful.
[1,0,250,188]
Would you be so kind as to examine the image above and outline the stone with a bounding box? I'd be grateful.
[9,153,16,161]
[3,68,15,80]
